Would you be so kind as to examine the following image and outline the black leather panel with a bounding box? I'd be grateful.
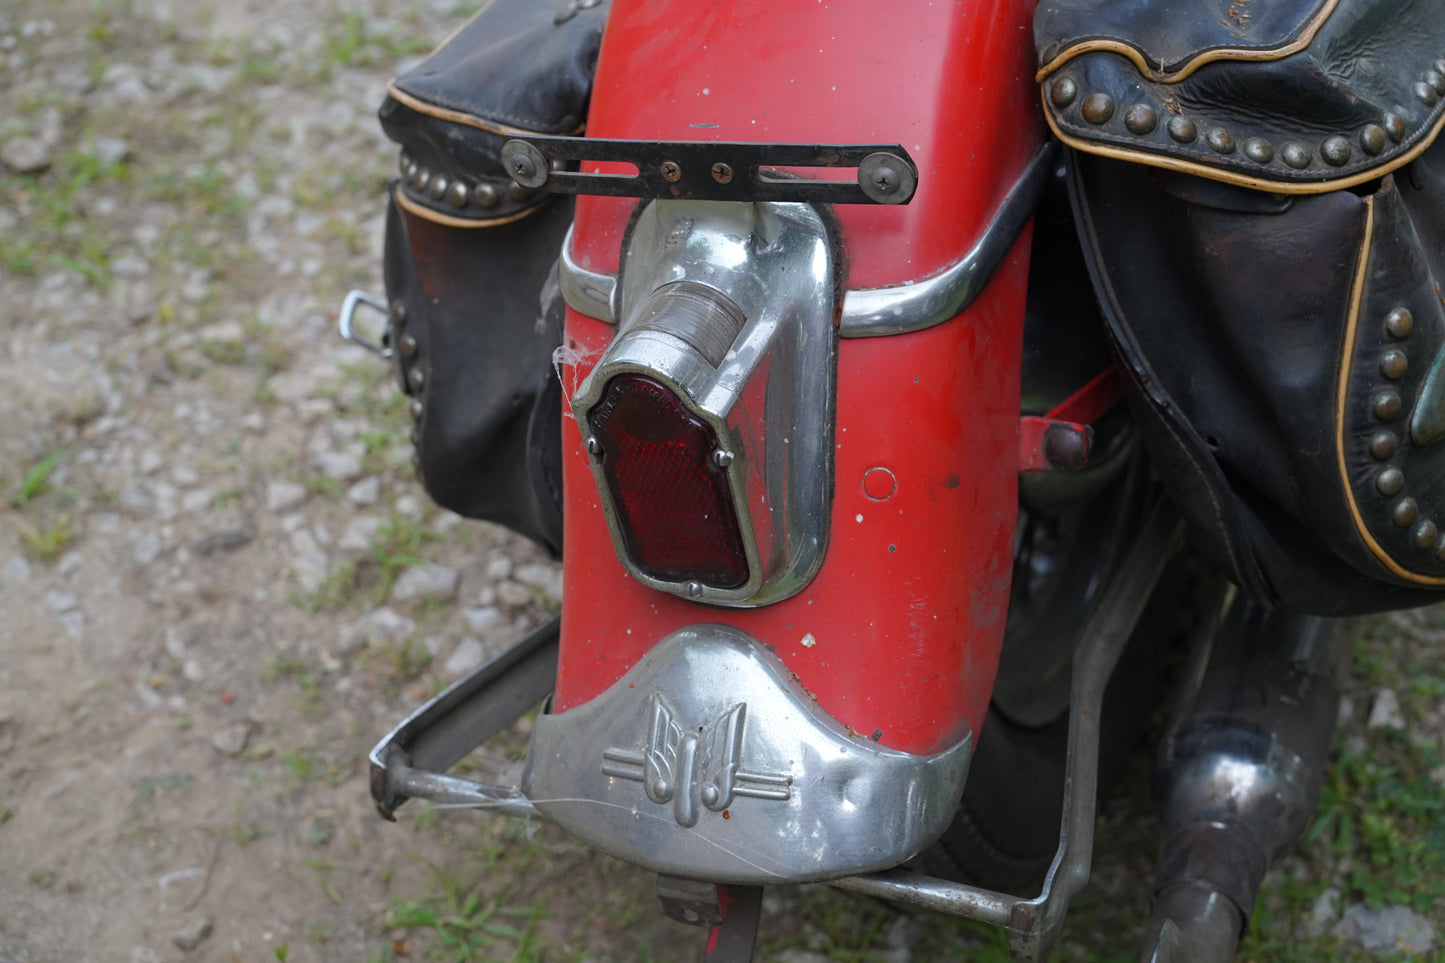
[383,193,572,555]
[1340,157,1445,582]
[1038,0,1445,190]
[378,0,609,224]
[1036,0,1331,74]
[1071,145,1445,613]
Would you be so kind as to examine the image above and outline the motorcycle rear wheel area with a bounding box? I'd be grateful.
[926,510,1206,897]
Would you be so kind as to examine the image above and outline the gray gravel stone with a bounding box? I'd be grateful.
[496,580,535,610]
[462,606,505,635]
[191,527,254,555]
[0,135,51,172]
[56,611,85,640]
[44,591,79,614]
[171,916,213,952]
[265,480,307,513]
[514,562,562,602]
[311,444,363,481]
[391,563,459,603]
[339,608,416,656]
[1300,888,1340,939]
[210,721,254,757]
[443,637,485,677]
[92,135,130,166]
[1335,903,1435,955]
[338,515,383,553]
[1368,688,1406,730]
[133,532,163,566]
[346,475,380,506]
[0,556,31,585]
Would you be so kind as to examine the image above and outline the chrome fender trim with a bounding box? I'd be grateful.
[557,143,1055,338]
[523,625,973,884]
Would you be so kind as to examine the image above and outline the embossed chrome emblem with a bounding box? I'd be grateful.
[601,695,792,827]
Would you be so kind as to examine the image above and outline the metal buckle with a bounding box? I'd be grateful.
[337,289,394,359]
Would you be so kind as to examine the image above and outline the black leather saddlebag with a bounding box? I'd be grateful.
[375,0,609,555]
[1037,0,1445,613]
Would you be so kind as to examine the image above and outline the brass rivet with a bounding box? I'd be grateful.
[1081,93,1115,125]
[1281,142,1313,169]
[1394,497,1420,527]
[1360,124,1388,156]
[506,182,531,202]
[1369,430,1399,460]
[1415,519,1439,550]
[389,301,407,324]
[448,181,469,208]
[1207,128,1235,154]
[1167,116,1198,143]
[1381,349,1408,379]
[1429,70,1445,95]
[407,367,426,392]
[473,183,500,208]
[1124,103,1157,134]
[1374,390,1403,420]
[1384,113,1407,142]
[1415,82,1439,106]
[399,152,411,177]
[412,167,430,190]
[1244,137,1274,164]
[399,334,418,358]
[1377,467,1405,496]
[1050,77,1079,108]
[1435,59,1445,78]
[1385,307,1414,339]
[428,176,449,200]
[1320,135,1351,167]
[409,397,423,419]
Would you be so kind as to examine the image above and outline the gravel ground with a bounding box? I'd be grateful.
[0,2,1441,962]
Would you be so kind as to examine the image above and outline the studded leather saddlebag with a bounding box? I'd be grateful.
[376,0,609,555]
[1037,0,1445,613]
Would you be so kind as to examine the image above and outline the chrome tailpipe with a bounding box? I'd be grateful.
[1143,596,1360,962]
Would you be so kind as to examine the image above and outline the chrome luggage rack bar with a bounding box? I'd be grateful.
[367,503,1179,962]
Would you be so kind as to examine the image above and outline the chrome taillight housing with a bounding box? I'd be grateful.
[571,200,838,606]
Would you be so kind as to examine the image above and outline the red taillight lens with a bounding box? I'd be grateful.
[587,374,749,590]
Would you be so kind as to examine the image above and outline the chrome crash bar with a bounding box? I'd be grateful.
[367,503,1181,962]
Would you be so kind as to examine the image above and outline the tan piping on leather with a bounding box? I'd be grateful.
[1043,104,1445,195]
[1036,0,1342,83]
[385,82,587,138]
[1334,196,1445,585]
[393,184,543,229]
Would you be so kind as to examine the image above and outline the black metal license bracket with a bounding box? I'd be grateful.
[499,136,918,205]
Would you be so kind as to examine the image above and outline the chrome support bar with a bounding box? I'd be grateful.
[368,615,559,819]
[554,144,1057,339]
[830,500,1182,962]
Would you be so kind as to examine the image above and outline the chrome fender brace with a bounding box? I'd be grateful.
[367,501,1184,961]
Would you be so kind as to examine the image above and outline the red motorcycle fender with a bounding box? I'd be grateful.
[556,0,1044,757]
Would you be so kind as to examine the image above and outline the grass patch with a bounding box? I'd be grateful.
[382,858,547,963]
[12,513,75,564]
[0,150,131,289]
